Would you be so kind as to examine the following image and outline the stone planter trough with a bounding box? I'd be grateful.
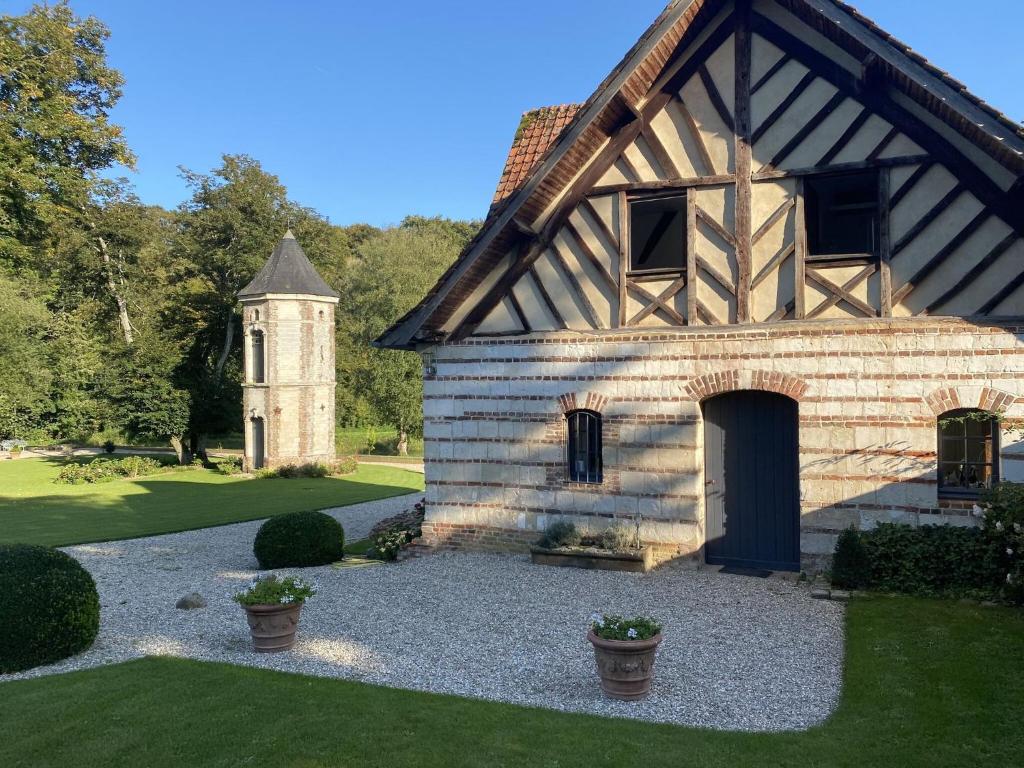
[530,545,654,573]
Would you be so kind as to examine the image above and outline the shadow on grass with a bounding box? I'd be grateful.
[0,466,424,548]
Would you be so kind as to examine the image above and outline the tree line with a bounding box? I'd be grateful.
[0,2,477,459]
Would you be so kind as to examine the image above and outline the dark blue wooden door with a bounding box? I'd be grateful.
[703,391,800,571]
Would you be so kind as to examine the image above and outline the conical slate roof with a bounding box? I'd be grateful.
[238,230,339,299]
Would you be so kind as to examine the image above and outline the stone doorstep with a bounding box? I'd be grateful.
[811,587,851,601]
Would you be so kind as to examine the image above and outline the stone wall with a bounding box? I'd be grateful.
[240,296,337,470]
[419,317,1024,570]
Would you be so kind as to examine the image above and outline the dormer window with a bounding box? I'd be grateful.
[629,193,687,275]
[805,171,878,263]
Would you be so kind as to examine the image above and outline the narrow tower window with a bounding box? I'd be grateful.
[251,330,266,384]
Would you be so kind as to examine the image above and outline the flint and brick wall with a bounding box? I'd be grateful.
[419,316,1024,570]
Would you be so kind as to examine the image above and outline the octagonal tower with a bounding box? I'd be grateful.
[237,230,339,471]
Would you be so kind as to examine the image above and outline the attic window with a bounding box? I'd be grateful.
[805,171,878,262]
[629,194,687,274]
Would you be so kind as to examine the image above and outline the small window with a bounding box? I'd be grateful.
[937,409,999,496]
[251,330,265,384]
[252,309,260,322]
[629,194,686,274]
[566,409,602,484]
[805,171,878,259]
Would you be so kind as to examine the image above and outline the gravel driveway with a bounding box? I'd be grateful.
[0,494,844,732]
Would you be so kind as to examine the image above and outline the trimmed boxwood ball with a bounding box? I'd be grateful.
[253,510,345,569]
[0,544,100,673]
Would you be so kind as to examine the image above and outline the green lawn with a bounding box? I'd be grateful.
[0,598,1021,767]
[0,457,424,547]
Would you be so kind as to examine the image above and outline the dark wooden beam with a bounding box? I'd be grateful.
[699,64,735,133]
[449,115,644,340]
[888,161,933,210]
[761,91,847,172]
[925,232,1017,315]
[686,193,697,324]
[751,198,795,245]
[618,152,643,183]
[878,168,893,316]
[626,278,687,326]
[751,70,816,146]
[866,126,900,162]
[979,263,1024,314]
[751,54,791,95]
[794,177,808,319]
[751,242,796,289]
[696,255,736,296]
[766,298,796,322]
[734,0,752,323]
[642,125,681,180]
[654,12,736,107]
[892,209,991,305]
[506,290,531,333]
[579,198,618,251]
[805,264,877,318]
[617,191,629,328]
[591,174,734,195]
[816,107,871,166]
[674,99,718,177]
[564,218,619,297]
[753,154,928,181]
[527,267,566,330]
[549,243,605,329]
[696,207,737,248]
[892,184,964,255]
[751,11,1024,238]
[695,298,720,325]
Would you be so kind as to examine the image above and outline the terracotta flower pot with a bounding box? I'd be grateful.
[587,629,663,701]
[243,603,302,652]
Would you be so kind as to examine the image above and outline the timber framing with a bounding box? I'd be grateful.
[377,0,1024,350]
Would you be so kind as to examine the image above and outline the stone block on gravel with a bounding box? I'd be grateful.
[175,592,208,610]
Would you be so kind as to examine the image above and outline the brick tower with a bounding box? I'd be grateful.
[237,230,339,471]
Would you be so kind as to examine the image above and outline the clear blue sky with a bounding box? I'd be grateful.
[4,0,1022,226]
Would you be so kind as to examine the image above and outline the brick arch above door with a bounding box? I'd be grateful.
[685,370,808,403]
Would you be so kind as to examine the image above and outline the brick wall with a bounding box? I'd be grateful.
[418,316,1024,570]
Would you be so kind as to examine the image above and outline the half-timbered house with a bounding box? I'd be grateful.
[377,0,1024,571]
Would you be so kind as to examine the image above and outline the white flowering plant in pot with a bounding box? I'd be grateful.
[233,574,316,606]
[234,575,316,653]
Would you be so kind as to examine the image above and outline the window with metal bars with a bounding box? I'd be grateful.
[566,409,602,484]
[937,409,999,497]
[251,330,265,384]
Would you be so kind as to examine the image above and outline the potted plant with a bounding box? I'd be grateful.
[233,574,315,652]
[588,614,663,701]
